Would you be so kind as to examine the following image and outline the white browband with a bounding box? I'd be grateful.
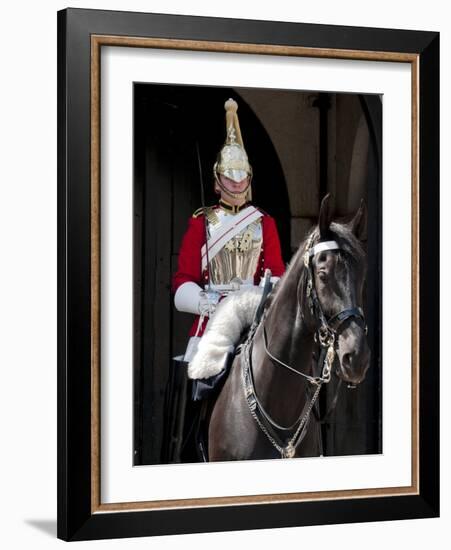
[309,240,340,257]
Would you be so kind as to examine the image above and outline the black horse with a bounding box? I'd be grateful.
[207,194,371,460]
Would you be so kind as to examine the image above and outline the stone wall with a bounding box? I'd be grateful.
[238,88,369,253]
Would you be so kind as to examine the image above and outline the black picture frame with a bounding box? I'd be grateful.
[57,8,439,541]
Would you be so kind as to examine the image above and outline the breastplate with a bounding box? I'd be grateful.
[206,207,263,285]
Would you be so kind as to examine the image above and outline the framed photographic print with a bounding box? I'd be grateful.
[57,8,439,541]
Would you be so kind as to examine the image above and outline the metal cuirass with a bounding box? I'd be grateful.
[206,208,263,285]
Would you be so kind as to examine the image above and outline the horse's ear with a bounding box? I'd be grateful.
[319,193,333,239]
[348,199,367,241]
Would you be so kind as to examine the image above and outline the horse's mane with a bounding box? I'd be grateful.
[266,220,366,313]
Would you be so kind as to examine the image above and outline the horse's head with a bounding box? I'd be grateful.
[305,194,370,386]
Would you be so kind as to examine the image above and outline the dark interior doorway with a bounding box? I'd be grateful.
[133,83,290,464]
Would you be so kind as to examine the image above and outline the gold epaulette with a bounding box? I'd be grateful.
[192,206,219,225]
[192,207,206,218]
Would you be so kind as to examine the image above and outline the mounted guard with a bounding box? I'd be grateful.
[172,98,285,401]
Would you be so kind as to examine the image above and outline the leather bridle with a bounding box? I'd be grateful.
[304,236,367,383]
[242,235,367,458]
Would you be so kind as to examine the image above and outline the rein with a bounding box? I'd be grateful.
[242,235,367,459]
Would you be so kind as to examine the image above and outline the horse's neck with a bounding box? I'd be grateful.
[251,265,315,424]
[263,261,313,359]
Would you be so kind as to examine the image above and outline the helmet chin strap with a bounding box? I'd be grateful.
[214,173,251,201]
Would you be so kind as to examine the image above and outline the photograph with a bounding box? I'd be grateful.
[133,84,382,466]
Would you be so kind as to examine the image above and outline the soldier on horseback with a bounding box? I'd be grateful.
[169,99,370,463]
[172,98,286,398]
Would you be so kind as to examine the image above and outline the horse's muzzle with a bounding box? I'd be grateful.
[338,341,371,385]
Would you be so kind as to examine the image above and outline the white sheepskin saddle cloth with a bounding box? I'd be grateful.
[188,286,263,380]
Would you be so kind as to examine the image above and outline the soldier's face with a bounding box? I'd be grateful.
[218,174,249,198]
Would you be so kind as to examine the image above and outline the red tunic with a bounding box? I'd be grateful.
[172,207,286,336]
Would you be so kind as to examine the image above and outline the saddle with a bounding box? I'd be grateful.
[191,347,237,401]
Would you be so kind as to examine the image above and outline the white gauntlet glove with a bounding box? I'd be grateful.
[174,282,220,316]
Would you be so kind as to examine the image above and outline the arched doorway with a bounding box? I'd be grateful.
[133,83,290,464]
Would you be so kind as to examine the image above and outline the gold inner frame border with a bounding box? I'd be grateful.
[90,34,420,514]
